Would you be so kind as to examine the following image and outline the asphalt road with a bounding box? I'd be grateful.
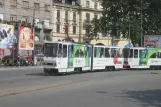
[0,68,160,107]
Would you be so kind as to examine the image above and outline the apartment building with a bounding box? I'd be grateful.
[0,0,128,48]
[52,0,80,42]
[52,0,104,43]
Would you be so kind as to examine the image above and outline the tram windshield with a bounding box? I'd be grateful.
[44,43,58,57]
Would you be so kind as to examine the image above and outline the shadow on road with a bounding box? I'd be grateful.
[121,90,161,107]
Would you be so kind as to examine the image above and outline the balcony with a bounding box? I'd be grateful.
[53,0,77,6]
[44,23,53,30]
[36,22,43,29]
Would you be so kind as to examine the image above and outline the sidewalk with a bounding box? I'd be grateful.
[0,65,42,71]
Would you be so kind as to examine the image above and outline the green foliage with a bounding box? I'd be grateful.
[85,18,100,40]
[99,0,161,46]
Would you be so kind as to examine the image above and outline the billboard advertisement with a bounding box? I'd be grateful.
[144,35,161,48]
[0,24,17,48]
[19,26,34,50]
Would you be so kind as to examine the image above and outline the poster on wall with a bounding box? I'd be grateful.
[0,24,17,48]
[19,50,33,62]
[19,26,34,50]
[0,49,4,57]
[144,35,161,48]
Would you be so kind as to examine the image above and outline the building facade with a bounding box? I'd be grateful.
[0,0,53,55]
[52,0,80,42]
[0,0,129,49]
[51,0,128,47]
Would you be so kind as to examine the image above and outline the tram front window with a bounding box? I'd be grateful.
[44,43,58,57]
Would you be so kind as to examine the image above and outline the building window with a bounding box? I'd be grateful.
[10,0,17,7]
[34,2,39,9]
[94,2,97,9]
[57,10,60,22]
[65,10,68,23]
[56,24,60,33]
[45,4,50,12]
[21,16,28,22]
[0,0,3,7]
[73,12,76,22]
[86,0,90,8]
[73,26,76,34]
[86,13,90,23]
[10,15,17,21]
[94,14,98,19]
[22,1,29,8]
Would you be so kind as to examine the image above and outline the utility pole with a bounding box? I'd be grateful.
[129,13,130,46]
[78,6,82,42]
[141,0,143,47]
[32,8,35,65]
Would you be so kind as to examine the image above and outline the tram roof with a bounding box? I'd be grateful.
[93,45,121,48]
[43,40,92,45]
[125,47,145,49]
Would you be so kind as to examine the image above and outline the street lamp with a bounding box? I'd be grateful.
[128,12,130,46]
[141,0,143,47]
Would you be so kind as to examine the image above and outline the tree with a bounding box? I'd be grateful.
[85,18,100,41]
[99,0,161,46]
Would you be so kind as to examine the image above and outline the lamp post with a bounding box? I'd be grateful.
[128,12,130,46]
[141,0,143,47]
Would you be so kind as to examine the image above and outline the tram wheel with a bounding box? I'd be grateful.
[112,66,116,71]
[105,66,109,72]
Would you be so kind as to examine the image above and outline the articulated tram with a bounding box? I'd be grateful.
[42,41,161,75]
[43,41,124,74]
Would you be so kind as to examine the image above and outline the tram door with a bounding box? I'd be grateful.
[128,49,139,67]
[57,44,68,68]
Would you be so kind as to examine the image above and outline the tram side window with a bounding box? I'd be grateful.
[118,48,122,58]
[68,45,73,58]
[157,52,161,58]
[80,47,84,58]
[63,45,67,57]
[89,46,91,57]
[151,53,156,58]
[75,46,80,58]
[111,48,116,57]
[94,47,97,57]
[105,48,110,58]
[134,49,138,58]
[129,49,133,58]
[58,44,62,57]
[100,48,105,57]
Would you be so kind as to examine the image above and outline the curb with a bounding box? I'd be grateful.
[0,66,42,71]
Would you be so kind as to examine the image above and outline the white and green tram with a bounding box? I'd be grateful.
[43,41,124,74]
